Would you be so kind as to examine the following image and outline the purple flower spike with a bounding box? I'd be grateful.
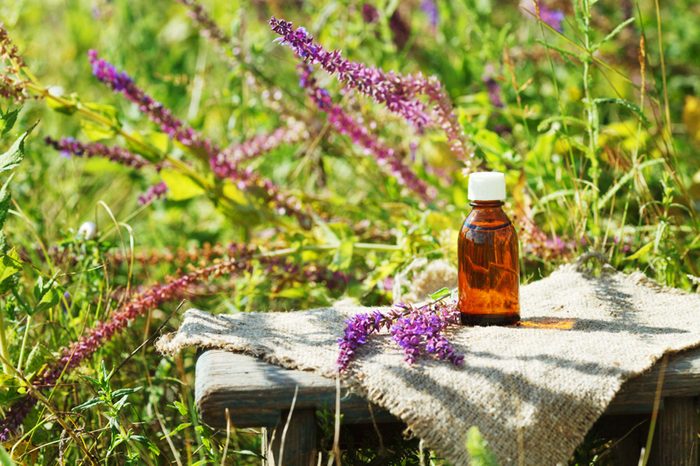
[45,136,157,169]
[270,17,430,129]
[421,0,439,29]
[221,119,308,165]
[88,50,213,157]
[361,4,380,23]
[521,1,565,33]
[138,181,168,205]
[88,50,134,92]
[482,65,504,109]
[175,0,230,46]
[539,6,565,32]
[300,65,434,201]
[87,50,310,225]
[0,256,257,441]
[270,17,475,170]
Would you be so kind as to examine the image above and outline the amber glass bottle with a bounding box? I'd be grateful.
[458,172,520,325]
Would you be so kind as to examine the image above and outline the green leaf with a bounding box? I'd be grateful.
[47,93,78,115]
[274,286,307,299]
[1,108,20,137]
[0,132,27,174]
[113,394,130,411]
[79,103,120,141]
[123,131,162,162]
[624,242,653,262]
[0,249,22,293]
[34,286,60,314]
[112,386,142,398]
[83,102,119,121]
[144,131,169,154]
[313,221,340,245]
[332,239,354,271]
[0,175,14,231]
[159,422,192,439]
[221,180,248,205]
[80,119,116,141]
[465,426,500,466]
[131,435,160,456]
[72,397,105,412]
[534,40,580,63]
[472,128,510,160]
[593,98,649,125]
[171,401,188,416]
[474,0,491,14]
[598,159,664,210]
[537,116,586,132]
[596,17,635,49]
[161,169,205,201]
[0,444,15,466]
[429,287,452,301]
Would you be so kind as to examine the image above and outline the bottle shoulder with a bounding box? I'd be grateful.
[461,207,515,232]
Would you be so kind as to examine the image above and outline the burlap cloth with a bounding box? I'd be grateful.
[157,264,700,465]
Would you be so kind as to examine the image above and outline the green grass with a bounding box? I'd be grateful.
[0,0,699,463]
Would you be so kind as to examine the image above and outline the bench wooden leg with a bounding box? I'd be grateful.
[651,397,700,466]
[268,408,317,466]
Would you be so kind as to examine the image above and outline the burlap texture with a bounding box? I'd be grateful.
[157,265,700,465]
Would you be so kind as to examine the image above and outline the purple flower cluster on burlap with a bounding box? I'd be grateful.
[88,50,309,224]
[337,301,463,371]
[45,136,156,169]
[299,64,434,201]
[138,181,168,205]
[390,302,463,364]
[270,17,474,169]
[0,253,256,441]
[337,309,389,370]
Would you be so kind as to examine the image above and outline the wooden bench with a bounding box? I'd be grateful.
[195,348,700,465]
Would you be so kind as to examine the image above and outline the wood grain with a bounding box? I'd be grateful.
[650,397,700,466]
[268,408,318,466]
[196,347,700,427]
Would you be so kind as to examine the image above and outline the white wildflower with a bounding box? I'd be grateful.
[77,221,97,240]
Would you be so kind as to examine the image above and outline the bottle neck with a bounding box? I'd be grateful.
[469,200,504,208]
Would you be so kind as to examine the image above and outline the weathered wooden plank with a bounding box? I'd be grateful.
[195,351,397,428]
[196,347,700,427]
[268,409,317,466]
[607,348,700,414]
[649,397,700,466]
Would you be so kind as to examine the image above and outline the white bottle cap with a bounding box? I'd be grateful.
[468,171,506,201]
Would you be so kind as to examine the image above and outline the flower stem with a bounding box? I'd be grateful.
[23,81,215,195]
[0,311,10,374]
[16,315,30,373]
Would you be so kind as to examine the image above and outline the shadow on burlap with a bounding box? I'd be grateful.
[156,264,700,465]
